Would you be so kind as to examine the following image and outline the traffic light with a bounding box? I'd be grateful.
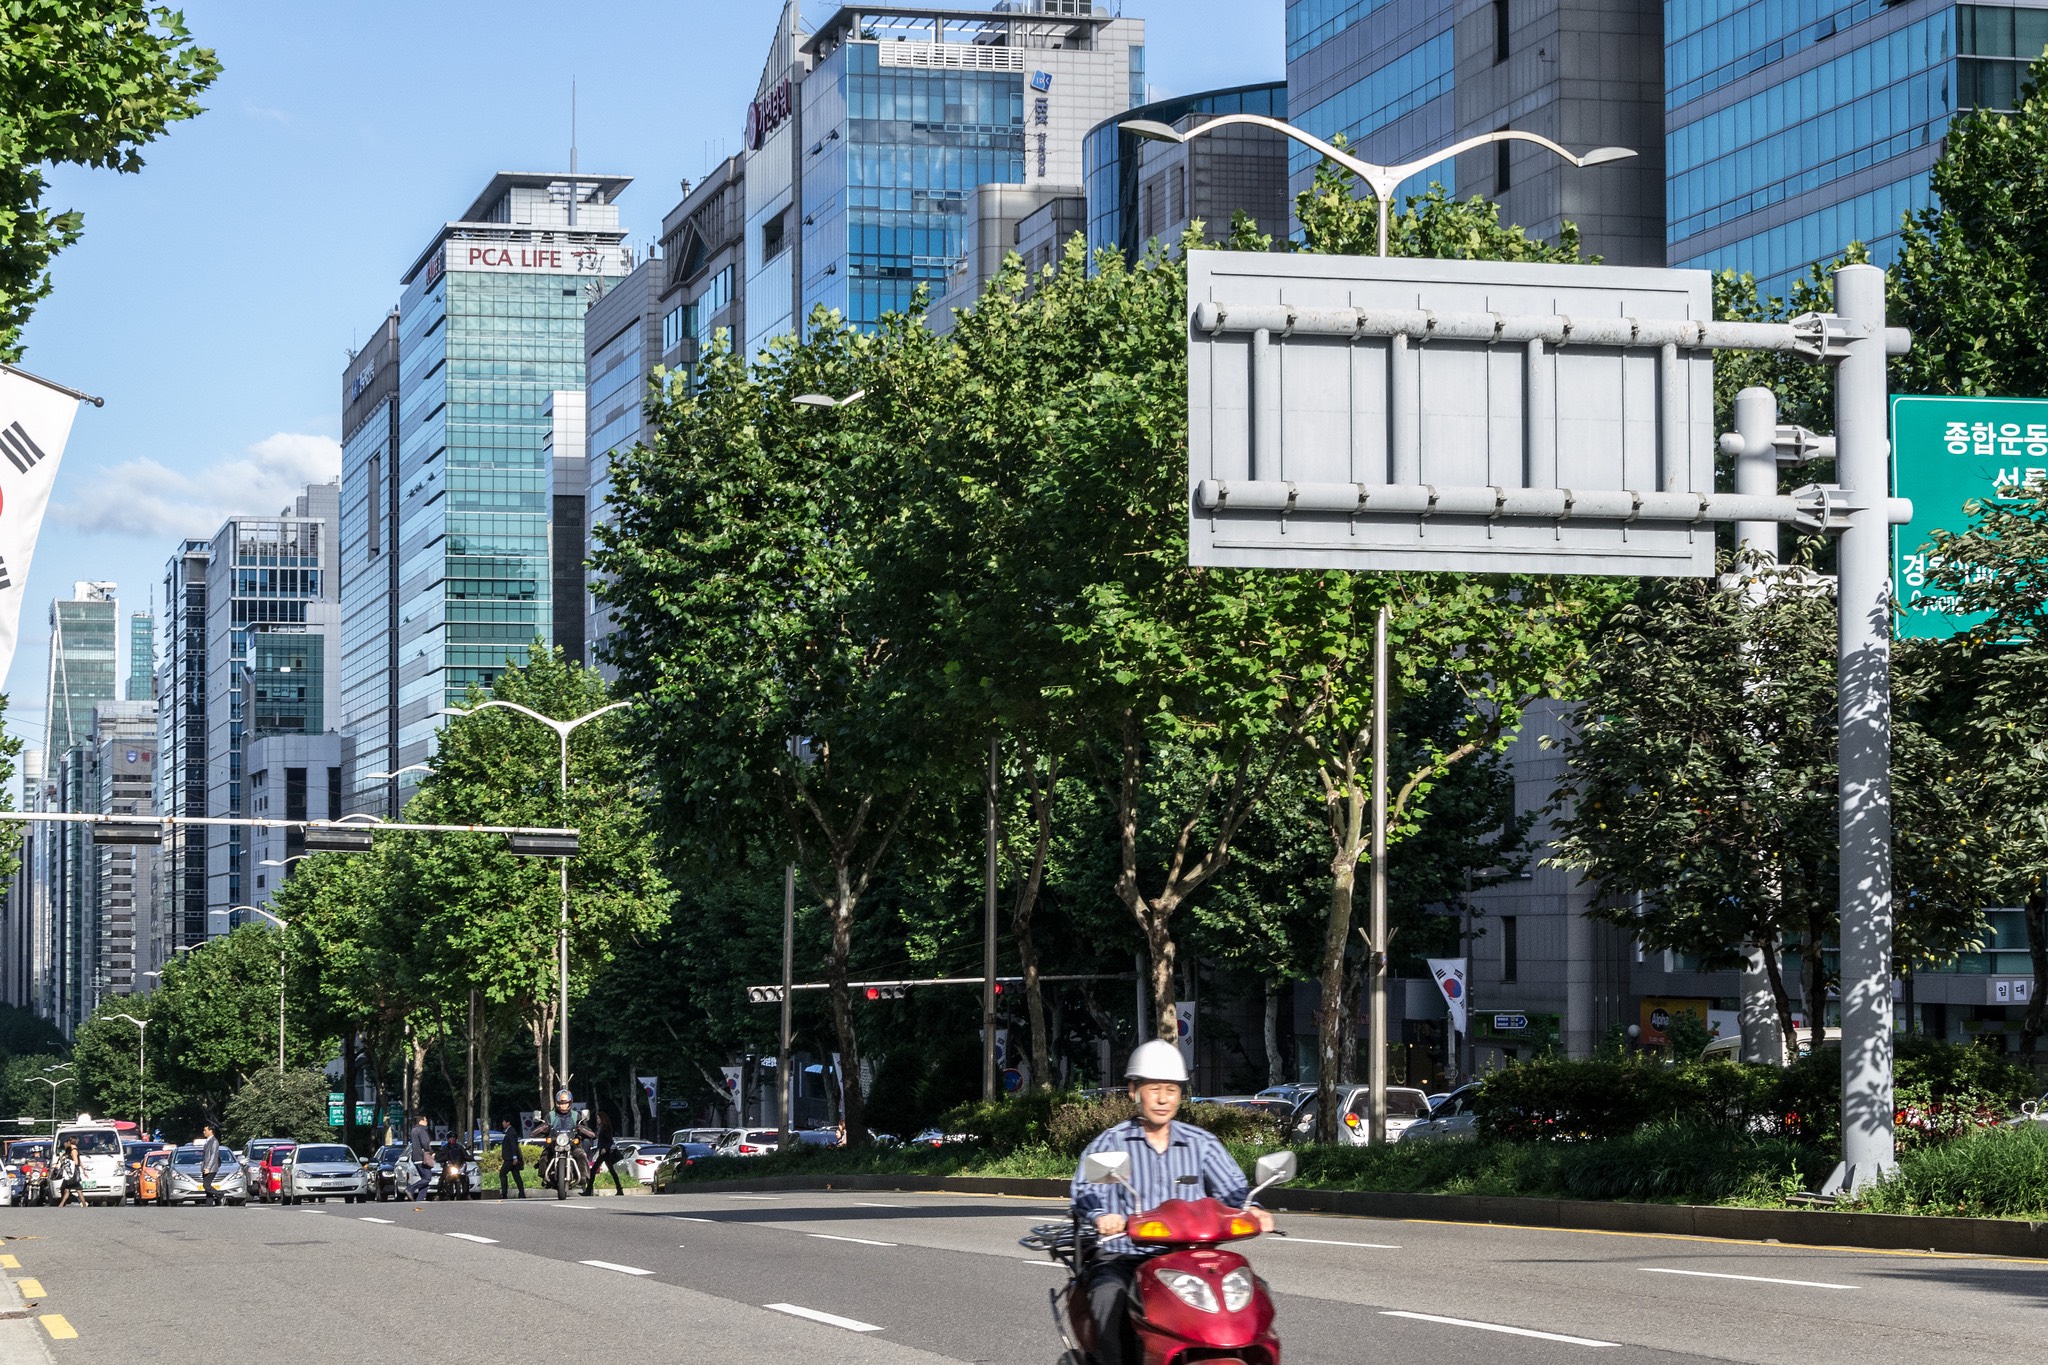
[864,985,907,1001]
[746,986,786,1004]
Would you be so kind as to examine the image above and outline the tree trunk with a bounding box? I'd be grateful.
[532,1010,551,1120]
[1801,908,1828,1057]
[823,860,867,1148]
[1137,902,1180,1042]
[341,1029,360,1154]
[2023,886,2047,1058]
[1339,951,1366,1085]
[1314,743,1366,1144]
[1011,754,1058,1091]
[1759,936,1799,1066]
[1263,981,1283,1088]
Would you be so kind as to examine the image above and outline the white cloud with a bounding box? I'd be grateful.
[51,432,342,538]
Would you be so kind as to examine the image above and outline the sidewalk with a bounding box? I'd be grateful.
[0,1249,55,1364]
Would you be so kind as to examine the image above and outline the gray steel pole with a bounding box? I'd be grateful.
[558,734,570,1100]
[1833,264,1896,1191]
[984,738,999,1101]
[778,865,794,1145]
[1367,604,1390,1144]
[1731,387,1781,561]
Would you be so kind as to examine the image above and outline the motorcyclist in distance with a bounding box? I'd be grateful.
[529,1090,594,1188]
[1071,1040,1275,1365]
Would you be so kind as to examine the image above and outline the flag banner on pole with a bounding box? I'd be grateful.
[0,365,87,685]
[637,1074,658,1120]
[1427,958,1468,1036]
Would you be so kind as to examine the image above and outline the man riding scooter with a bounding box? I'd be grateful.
[1071,1041,1276,1365]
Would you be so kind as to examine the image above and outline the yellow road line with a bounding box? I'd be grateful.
[1398,1218,2048,1264]
[38,1315,74,1341]
[0,1255,20,1269]
[15,1279,44,1298]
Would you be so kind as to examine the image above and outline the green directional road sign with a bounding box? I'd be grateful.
[1892,395,2048,639]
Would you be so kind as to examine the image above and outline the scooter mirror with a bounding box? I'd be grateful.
[1081,1150,1130,1185]
[1254,1150,1297,1188]
[2025,1100,2040,1118]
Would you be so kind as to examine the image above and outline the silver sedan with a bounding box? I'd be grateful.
[164,1146,248,1205]
[281,1144,370,1204]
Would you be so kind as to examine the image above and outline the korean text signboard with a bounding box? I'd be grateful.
[1892,395,2048,639]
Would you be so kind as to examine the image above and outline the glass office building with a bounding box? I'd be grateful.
[43,585,120,1030]
[390,172,631,774]
[1666,2,2048,295]
[1286,0,1457,208]
[156,541,210,950]
[1085,82,1288,263]
[339,312,401,817]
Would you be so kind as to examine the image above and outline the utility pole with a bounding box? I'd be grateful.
[983,738,999,1100]
[1367,605,1390,1145]
[778,865,794,1144]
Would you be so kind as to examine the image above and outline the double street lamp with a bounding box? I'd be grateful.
[1118,114,1636,258]
[235,905,290,1071]
[29,1065,73,1133]
[440,700,628,1098]
[109,1013,147,1134]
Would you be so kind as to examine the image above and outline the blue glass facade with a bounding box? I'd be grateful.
[802,43,1026,328]
[1285,0,1456,217]
[1084,82,1288,264]
[1668,2,2048,295]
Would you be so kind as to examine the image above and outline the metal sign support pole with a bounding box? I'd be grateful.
[778,865,794,1145]
[1831,264,1896,1193]
[984,738,999,1100]
[1367,604,1391,1145]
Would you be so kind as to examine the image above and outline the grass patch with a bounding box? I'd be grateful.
[1854,1123,2048,1218]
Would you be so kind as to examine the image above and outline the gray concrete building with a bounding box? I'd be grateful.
[541,389,588,665]
[87,700,158,1004]
[247,730,351,915]
[582,258,665,672]
[339,312,402,819]
[156,540,210,953]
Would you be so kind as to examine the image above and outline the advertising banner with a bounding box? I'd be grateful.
[1427,959,1468,1035]
[1638,996,1711,1048]
[0,364,85,683]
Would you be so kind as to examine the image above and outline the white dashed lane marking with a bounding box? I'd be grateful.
[1381,1311,1618,1348]
[765,1303,883,1333]
[580,1260,656,1276]
[1641,1268,1858,1290]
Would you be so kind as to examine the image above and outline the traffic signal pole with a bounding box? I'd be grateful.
[779,864,794,1146]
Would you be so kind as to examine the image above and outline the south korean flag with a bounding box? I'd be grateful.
[0,363,89,684]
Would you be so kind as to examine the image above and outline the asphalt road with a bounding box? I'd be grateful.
[0,1186,2043,1363]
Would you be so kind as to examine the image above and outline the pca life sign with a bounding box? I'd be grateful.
[1892,395,2048,639]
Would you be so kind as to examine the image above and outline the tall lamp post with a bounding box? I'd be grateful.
[1122,112,1635,1144]
[110,1013,147,1133]
[441,700,629,1100]
[241,905,290,1071]
[30,1065,73,1133]
[1118,115,1635,258]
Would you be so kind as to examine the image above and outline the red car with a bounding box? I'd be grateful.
[252,1142,296,1203]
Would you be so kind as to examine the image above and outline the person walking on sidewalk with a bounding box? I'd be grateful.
[52,1141,83,1208]
[198,1124,223,1207]
[405,1116,435,1201]
[582,1111,625,1196]
[498,1120,526,1199]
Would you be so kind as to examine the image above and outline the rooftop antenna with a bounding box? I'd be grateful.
[569,76,579,227]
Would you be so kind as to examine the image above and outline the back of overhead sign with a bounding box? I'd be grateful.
[1187,251,1717,577]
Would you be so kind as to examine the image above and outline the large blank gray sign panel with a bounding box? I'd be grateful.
[1187,252,1717,577]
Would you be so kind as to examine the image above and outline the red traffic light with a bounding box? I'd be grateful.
[993,982,1003,994]
[865,987,880,1000]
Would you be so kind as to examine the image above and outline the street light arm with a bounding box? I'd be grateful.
[1125,112,1399,193]
[1384,128,1636,184]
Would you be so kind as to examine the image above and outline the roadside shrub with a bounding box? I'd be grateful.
[1893,1035,2037,1150]
[941,1092,1284,1159]
[1858,1122,2048,1217]
[1472,1057,1697,1141]
[1550,1121,1830,1203]
[941,1090,1069,1151]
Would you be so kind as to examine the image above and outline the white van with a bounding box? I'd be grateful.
[53,1116,127,1206]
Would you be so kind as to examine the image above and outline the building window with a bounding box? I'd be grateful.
[1502,915,1518,982]
[762,209,789,263]
[1495,128,1512,192]
[1494,0,1510,64]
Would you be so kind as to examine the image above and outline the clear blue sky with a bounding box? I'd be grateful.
[7,0,1286,737]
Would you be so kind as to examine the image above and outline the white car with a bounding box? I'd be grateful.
[624,1144,670,1182]
[280,1143,369,1203]
[1289,1086,1434,1144]
[52,1119,128,1206]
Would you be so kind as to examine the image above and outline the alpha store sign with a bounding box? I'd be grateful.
[746,78,794,151]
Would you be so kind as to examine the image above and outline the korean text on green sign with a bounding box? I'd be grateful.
[1891,395,2048,639]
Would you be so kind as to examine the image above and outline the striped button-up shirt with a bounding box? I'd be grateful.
[1071,1119,1251,1257]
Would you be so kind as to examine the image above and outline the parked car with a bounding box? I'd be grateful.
[250,1141,297,1204]
[1201,1096,1297,1121]
[623,1144,670,1183]
[1289,1085,1433,1144]
[1254,1083,1316,1108]
[792,1129,842,1148]
[670,1127,726,1146]
[164,1145,247,1205]
[1400,1083,1480,1143]
[647,1142,714,1193]
[713,1129,780,1157]
[281,1143,369,1204]
[364,1143,406,1201]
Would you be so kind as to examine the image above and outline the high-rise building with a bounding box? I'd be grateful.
[87,701,157,1005]
[247,731,350,913]
[43,583,120,1030]
[125,611,153,701]
[583,258,666,673]
[203,485,339,929]
[1084,82,1290,266]
[1284,0,1665,266]
[1665,2,2048,295]
[156,541,210,952]
[339,312,402,818]
[3,748,42,1010]
[541,389,588,665]
[389,171,633,776]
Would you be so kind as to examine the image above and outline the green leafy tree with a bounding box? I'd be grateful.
[1550,557,1990,1053]
[0,1,220,356]
[1,1051,72,1129]
[403,645,673,1120]
[221,1068,333,1148]
[149,925,325,1119]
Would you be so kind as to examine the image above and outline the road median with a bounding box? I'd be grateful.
[665,1172,2048,1259]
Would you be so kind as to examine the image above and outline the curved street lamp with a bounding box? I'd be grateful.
[239,905,291,1072]
[1118,114,1636,258]
[440,699,630,1096]
[110,1013,147,1133]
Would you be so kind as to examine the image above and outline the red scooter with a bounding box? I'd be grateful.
[1024,1148,1297,1365]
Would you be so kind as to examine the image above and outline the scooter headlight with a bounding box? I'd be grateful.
[1155,1269,1220,1313]
[1220,1266,1255,1312]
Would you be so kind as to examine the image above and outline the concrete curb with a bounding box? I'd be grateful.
[665,1173,2048,1259]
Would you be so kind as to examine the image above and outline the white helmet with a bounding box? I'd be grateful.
[1124,1039,1190,1085]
